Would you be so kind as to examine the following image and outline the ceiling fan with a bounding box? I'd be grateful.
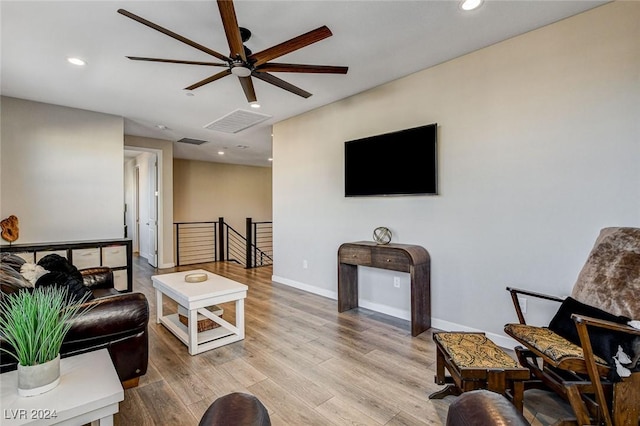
[117,0,348,103]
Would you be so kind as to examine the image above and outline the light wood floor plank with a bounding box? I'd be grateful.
[315,396,385,426]
[248,379,335,426]
[320,356,440,422]
[217,357,268,387]
[246,350,334,407]
[135,380,199,425]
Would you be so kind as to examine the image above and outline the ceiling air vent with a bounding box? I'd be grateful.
[204,109,272,134]
[177,138,208,145]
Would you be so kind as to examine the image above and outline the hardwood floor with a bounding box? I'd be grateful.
[116,256,572,425]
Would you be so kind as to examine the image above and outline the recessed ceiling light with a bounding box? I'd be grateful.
[461,0,483,11]
[156,124,168,130]
[250,102,261,109]
[67,57,87,66]
[268,158,273,162]
[218,151,225,155]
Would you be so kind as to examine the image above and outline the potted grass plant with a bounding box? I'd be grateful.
[0,286,92,396]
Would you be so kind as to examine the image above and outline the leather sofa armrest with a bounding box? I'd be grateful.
[80,267,114,289]
[446,390,529,426]
[63,292,149,347]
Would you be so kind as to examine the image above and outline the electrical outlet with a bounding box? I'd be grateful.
[393,277,401,288]
[302,260,308,269]
[518,296,527,314]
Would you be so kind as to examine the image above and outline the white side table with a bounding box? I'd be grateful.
[1,349,123,425]
[152,269,248,355]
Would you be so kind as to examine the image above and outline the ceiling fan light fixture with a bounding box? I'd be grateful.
[231,64,251,77]
[461,0,483,11]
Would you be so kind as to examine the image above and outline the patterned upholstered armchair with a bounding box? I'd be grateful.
[504,227,640,426]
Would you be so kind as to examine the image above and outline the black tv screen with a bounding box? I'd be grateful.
[344,123,437,197]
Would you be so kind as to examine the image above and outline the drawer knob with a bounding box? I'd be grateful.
[352,254,357,258]
[386,258,391,262]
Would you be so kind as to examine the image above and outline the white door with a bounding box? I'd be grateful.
[148,156,158,267]
[134,166,140,253]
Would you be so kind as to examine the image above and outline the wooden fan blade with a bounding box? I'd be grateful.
[238,76,257,103]
[257,63,348,74]
[127,57,228,67]
[118,9,231,62]
[249,26,333,67]
[217,0,246,61]
[252,72,311,98]
[185,69,232,90]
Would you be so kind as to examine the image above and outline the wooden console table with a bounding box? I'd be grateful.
[338,241,430,336]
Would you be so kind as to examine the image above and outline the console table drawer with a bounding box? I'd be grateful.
[372,251,411,271]
[339,246,372,265]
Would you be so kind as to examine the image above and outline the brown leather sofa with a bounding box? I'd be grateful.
[445,390,529,426]
[0,266,149,388]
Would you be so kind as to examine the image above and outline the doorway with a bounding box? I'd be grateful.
[124,149,159,267]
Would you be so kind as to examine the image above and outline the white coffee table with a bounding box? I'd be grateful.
[152,269,248,355]
[0,349,123,425]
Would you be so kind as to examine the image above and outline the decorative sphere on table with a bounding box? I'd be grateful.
[373,227,392,245]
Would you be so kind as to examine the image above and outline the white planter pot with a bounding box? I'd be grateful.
[17,354,61,397]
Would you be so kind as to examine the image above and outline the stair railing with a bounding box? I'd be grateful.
[175,218,272,268]
[246,218,273,268]
[174,221,217,266]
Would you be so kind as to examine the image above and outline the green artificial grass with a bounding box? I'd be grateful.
[0,287,92,366]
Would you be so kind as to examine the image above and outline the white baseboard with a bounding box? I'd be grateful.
[158,262,176,269]
[272,275,337,300]
[358,300,411,321]
[271,275,519,349]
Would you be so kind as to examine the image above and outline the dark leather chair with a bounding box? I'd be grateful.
[1,266,149,388]
[199,393,271,426]
[446,390,529,426]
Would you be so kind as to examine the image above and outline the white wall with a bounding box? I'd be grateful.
[173,159,273,232]
[1,97,124,243]
[272,2,640,345]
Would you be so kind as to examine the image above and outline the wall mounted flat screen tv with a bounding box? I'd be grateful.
[344,123,437,197]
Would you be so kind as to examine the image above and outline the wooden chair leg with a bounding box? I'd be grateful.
[435,346,446,385]
[511,380,525,413]
[575,321,613,426]
[565,384,592,426]
[613,372,640,426]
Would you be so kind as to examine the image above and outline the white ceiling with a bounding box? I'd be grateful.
[1,0,607,167]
